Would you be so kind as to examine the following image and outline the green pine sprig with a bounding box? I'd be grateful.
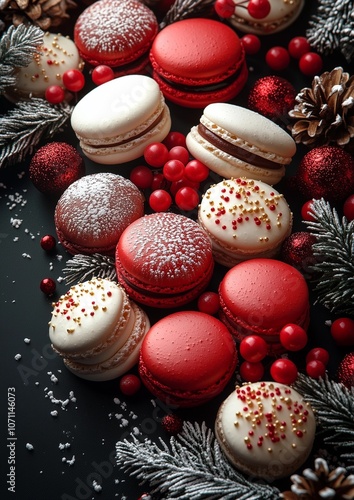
[160,0,216,29]
[305,198,354,315]
[116,421,280,499]
[63,253,117,285]
[294,373,354,472]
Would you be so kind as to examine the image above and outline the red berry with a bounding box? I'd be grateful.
[265,46,290,71]
[168,146,190,165]
[270,358,298,385]
[163,131,186,150]
[301,200,316,222]
[247,0,271,19]
[197,291,220,315]
[330,318,354,346]
[288,37,311,59]
[144,143,170,168]
[40,234,56,252]
[240,361,265,382]
[119,374,141,395]
[62,69,85,92]
[170,178,200,197]
[306,347,329,366]
[175,186,199,211]
[163,159,185,182]
[40,277,56,296]
[299,52,323,76]
[45,85,65,104]
[151,172,168,191]
[306,360,326,379]
[239,335,268,363]
[149,189,172,212]
[91,65,115,85]
[214,0,235,18]
[241,34,261,55]
[343,194,354,221]
[184,159,209,183]
[130,165,153,189]
[279,324,308,351]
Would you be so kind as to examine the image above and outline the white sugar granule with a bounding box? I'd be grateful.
[92,480,102,492]
[14,353,22,361]
[10,217,22,228]
[23,338,31,344]
[26,443,34,451]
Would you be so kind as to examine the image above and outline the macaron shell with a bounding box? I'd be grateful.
[74,0,158,67]
[139,311,237,392]
[219,259,310,332]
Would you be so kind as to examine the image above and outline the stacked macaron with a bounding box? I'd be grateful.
[215,381,316,480]
[48,278,150,381]
[54,173,144,255]
[70,74,171,164]
[115,212,214,308]
[198,178,293,267]
[186,103,296,184]
[218,259,310,355]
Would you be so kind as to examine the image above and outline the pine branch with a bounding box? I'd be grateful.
[0,98,72,168]
[0,24,43,93]
[305,198,354,315]
[294,373,354,472]
[116,421,280,499]
[160,0,215,29]
[63,253,117,285]
[306,0,354,62]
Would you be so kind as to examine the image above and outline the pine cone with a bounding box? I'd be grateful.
[0,0,77,30]
[289,67,354,154]
[281,457,354,499]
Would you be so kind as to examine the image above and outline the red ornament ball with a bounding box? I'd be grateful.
[248,76,296,120]
[40,234,56,252]
[330,318,354,346]
[119,374,141,395]
[29,142,85,196]
[280,232,317,273]
[161,414,183,435]
[337,352,354,389]
[40,278,56,296]
[296,146,354,204]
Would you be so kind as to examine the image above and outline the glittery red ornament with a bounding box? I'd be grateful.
[29,142,85,196]
[337,352,354,389]
[280,232,317,274]
[248,76,296,120]
[161,414,183,435]
[296,146,354,204]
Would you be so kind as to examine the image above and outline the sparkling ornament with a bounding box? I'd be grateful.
[40,234,56,252]
[161,414,183,435]
[280,232,317,274]
[337,352,354,389]
[40,277,56,296]
[248,76,296,120]
[296,146,354,204]
[29,142,85,196]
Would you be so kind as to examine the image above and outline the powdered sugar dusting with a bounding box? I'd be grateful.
[75,0,157,62]
[55,173,143,250]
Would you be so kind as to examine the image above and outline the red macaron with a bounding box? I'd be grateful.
[139,311,238,407]
[74,0,158,75]
[149,18,248,108]
[218,259,310,355]
[115,212,214,308]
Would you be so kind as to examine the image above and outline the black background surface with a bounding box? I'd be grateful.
[1,1,352,499]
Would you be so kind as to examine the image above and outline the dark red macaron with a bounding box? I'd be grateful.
[139,311,238,407]
[149,18,248,108]
[115,212,214,308]
[218,259,310,355]
[74,0,158,74]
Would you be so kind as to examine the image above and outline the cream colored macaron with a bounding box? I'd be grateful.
[7,32,83,100]
[71,74,171,164]
[186,103,296,185]
[49,278,150,381]
[230,0,305,35]
[215,382,316,481]
[198,177,293,267]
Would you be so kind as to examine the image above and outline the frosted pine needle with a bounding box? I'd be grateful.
[63,253,116,284]
[160,0,215,29]
[116,421,280,499]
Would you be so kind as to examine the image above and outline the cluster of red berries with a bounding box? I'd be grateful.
[130,132,210,213]
[215,0,271,20]
[45,65,115,104]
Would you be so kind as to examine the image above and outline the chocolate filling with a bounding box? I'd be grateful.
[198,124,282,170]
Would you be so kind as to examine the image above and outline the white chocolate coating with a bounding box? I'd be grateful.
[11,32,83,98]
[198,178,292,266]
[215,382,316,481]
